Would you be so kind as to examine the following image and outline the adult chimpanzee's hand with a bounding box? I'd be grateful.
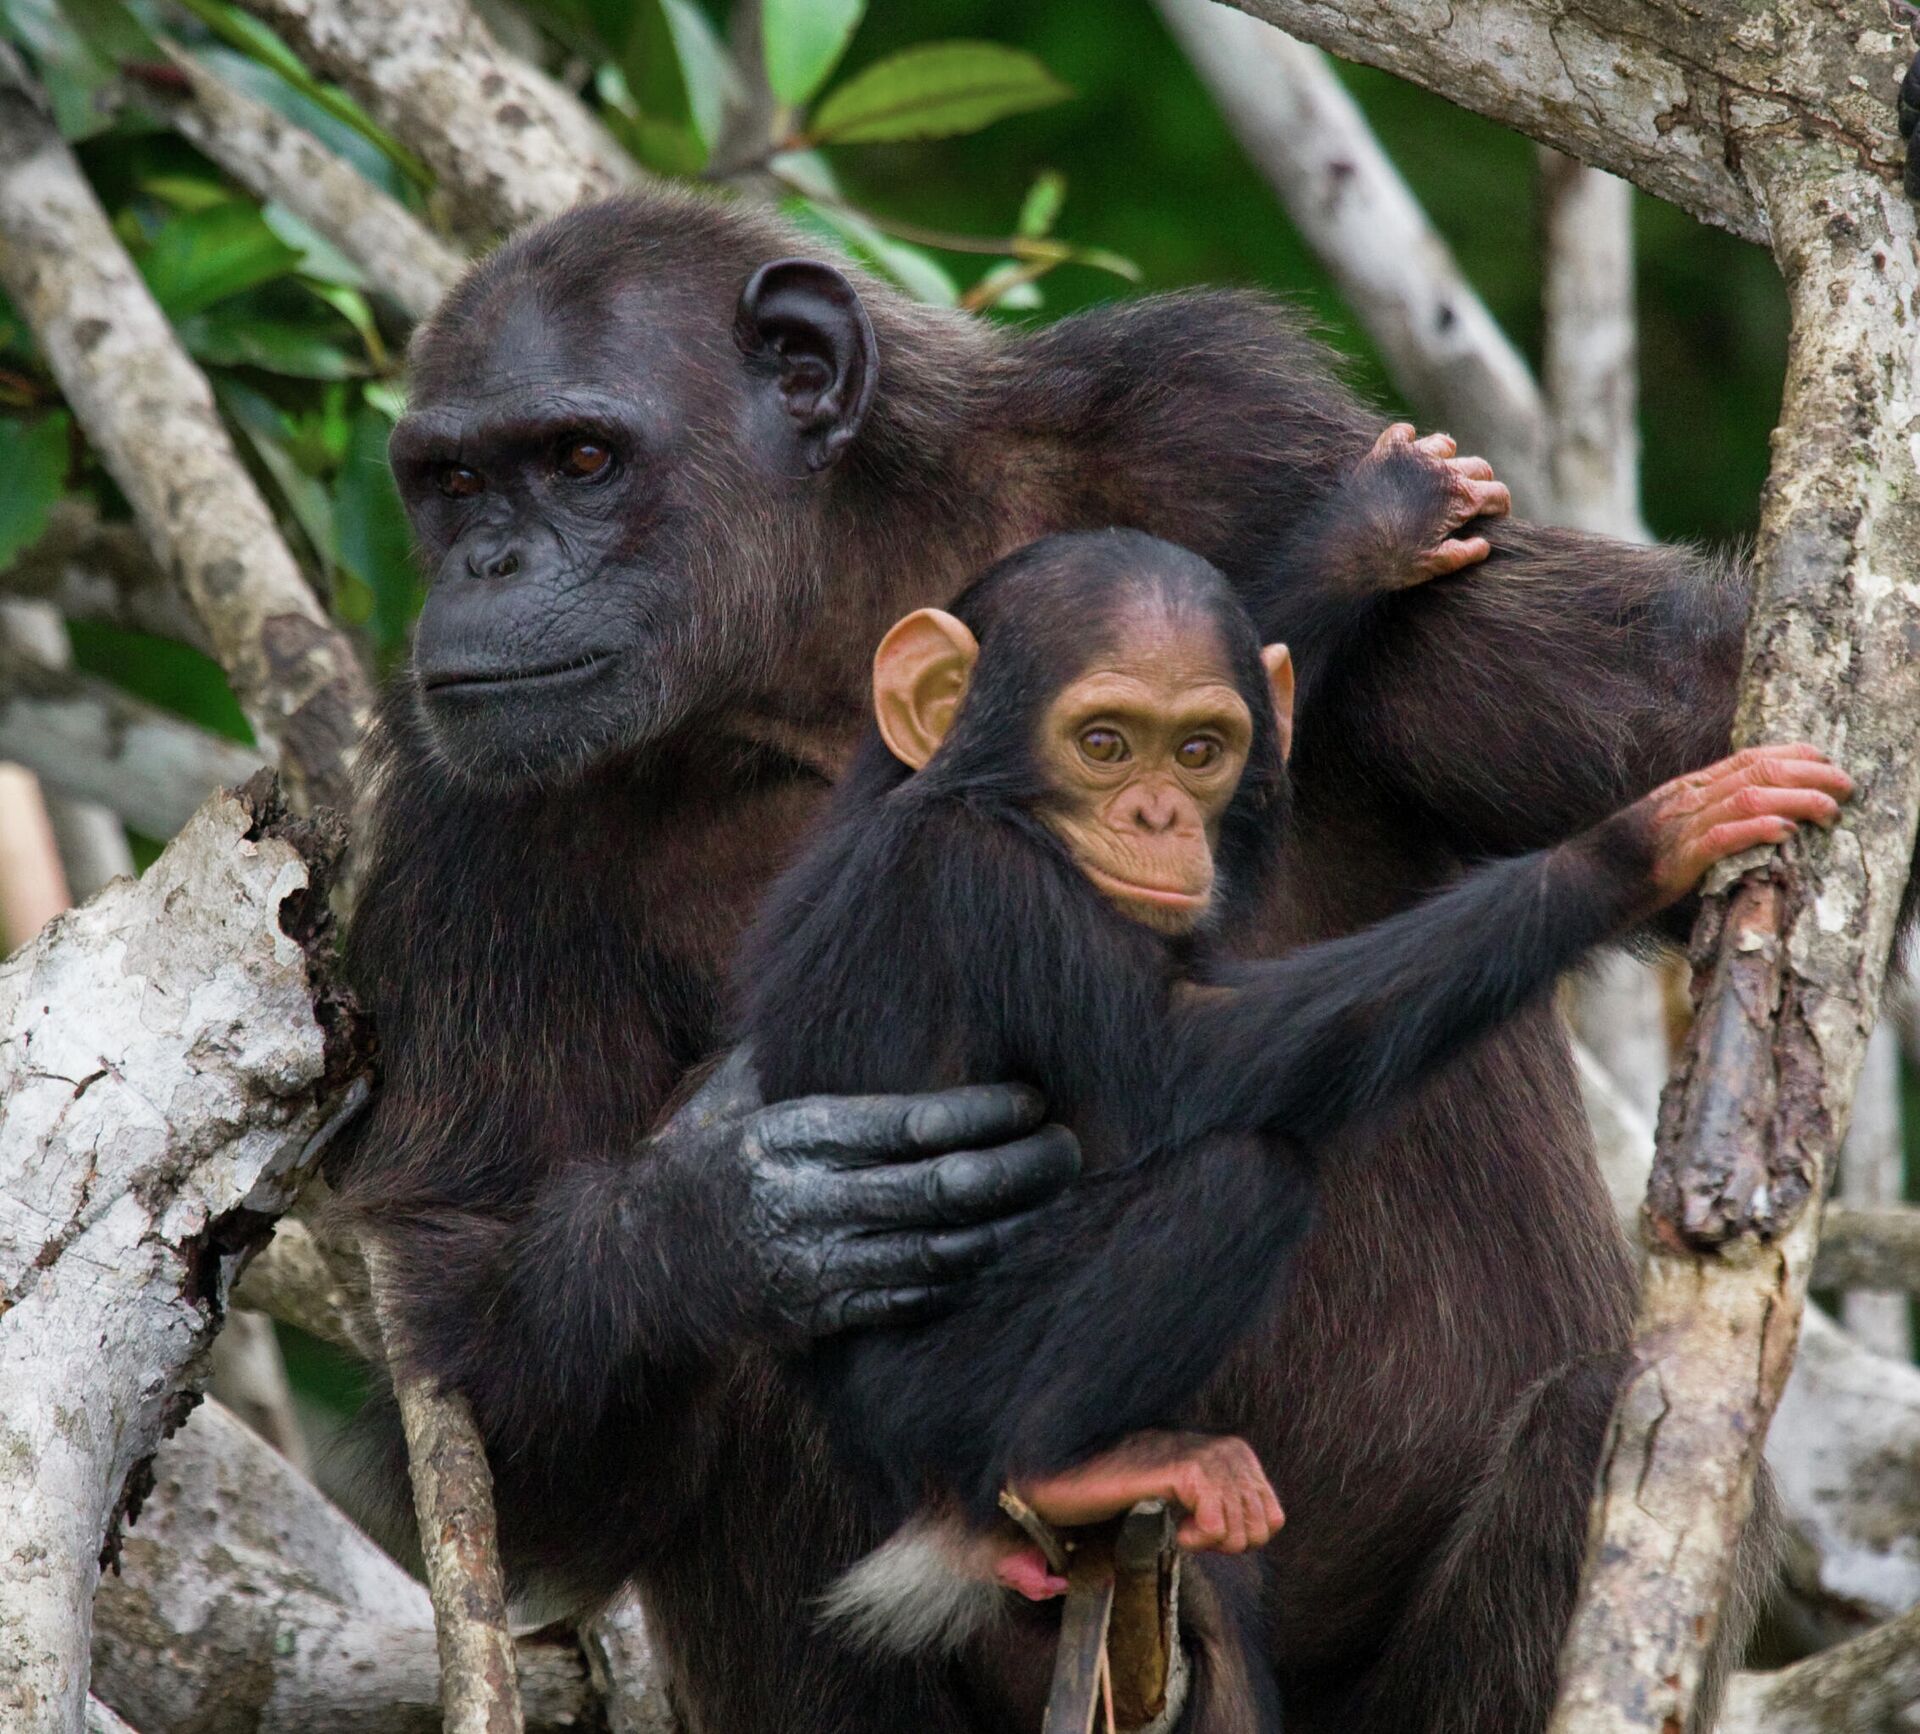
[655,1050,1080,1342]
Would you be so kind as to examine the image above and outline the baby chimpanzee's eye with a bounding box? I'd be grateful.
[1079,727,1128,764]
[438,464,485,499]
[1177,736,1222,770]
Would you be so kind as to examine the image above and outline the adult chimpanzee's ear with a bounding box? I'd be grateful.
[1261,643,1295,763]
[734,258,879,472]
[872,609,979,769]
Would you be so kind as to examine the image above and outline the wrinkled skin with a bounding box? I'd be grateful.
[667,1051,1081,1340]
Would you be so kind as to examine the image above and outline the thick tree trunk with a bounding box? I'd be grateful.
[0,776,369,1733]
[1549,150,1920,1734]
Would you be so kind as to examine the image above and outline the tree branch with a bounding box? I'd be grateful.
[1216,0,1912,247]
[0,775,369,1733]
[142,46,464,322]
[1813,1202,1920,1294]
[1156,0,1551,509]
[1833,1020,1912,1356]
[0,502,212,657]
[1549,151,1920,1734]
[0,641,265,841]
[0,48,370,815]
[1538,149,1649,540]
[368,1246,525,1734]
[1717,1599,1920,1733]
[230,0,640,238]
[93,1401,597,1734]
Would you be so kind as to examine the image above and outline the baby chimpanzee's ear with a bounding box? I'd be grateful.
[872,608,980,769]
[1261,643,1295,764]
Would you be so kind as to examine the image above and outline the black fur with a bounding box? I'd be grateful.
[745,532,1661,1546]
[338,187,1793,1734]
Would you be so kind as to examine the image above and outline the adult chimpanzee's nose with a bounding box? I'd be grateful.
[466,540,522,580]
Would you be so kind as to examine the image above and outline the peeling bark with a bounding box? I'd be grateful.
[0,640,265,840]
[0,775,369,1733]
[1218,0,1913,248]
[0,48,370,815]
[1548,153,1920,1734]
[144,46,464,322]
[230,0,639,238]
[1156,0,1550,510]
[92,1403,597,1734]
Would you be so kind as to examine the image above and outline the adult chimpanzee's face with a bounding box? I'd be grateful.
[388,258,880,786]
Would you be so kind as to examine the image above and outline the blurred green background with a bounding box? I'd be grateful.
[0,0,1809,1431]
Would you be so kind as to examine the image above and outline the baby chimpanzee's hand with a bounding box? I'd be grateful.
[1634,744,1854,907]
[1364,422,1511,580]
[1018,1430,1284,1555]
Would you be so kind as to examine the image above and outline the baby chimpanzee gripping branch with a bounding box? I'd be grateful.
[742,508,1850,1728]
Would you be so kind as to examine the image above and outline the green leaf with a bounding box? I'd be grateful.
[138,171,234,214]
[807,42,1070,146]
[53,0,161,64]
[334,400,419,655]
[136,202,302,317]
[218,380,335,566]
[761,0,862,107]
[587,0,690,128]
[661,0,738,147]
[4,0,119,139]
[181,306,364,378]
[0,412,69,570]
[1017,170,1066,239]
[788,198,956,306]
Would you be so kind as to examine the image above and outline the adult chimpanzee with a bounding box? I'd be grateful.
[345,187,1804,1733]
[742,528,1847,1725]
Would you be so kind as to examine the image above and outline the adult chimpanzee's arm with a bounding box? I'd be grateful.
[1285,523,1752,870]
[350,1057,1078,1482]
[1172,745,1848,1153]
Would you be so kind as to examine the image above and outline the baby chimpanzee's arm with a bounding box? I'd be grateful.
[1171,745,1852,1153]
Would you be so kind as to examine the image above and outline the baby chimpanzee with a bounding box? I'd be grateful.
[739,523,1847,1684]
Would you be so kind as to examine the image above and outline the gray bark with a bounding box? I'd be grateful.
[1836,1020,1912,1359]
[230,0,640,238]
[0,776,368,1733]
[91,1403,595,1734]
[0,640,265,840]
[150,47,464,321]
[1218,0,1910,248]
[1550,149,1920,1733]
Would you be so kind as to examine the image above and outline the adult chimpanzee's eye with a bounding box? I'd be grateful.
[1177,736,1222,770]
[438,464,485,499]
[557,438,614,481]
[1079,727,1128,765]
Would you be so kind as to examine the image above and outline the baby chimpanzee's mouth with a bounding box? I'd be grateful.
[1080,862,1210,908]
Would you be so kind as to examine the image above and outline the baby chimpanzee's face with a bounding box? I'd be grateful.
[1034,613,1254,935]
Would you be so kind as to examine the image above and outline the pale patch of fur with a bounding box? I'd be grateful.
[817,1518,1009,1656]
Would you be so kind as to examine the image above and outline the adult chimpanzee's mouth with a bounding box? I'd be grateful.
[422,650,620,697]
